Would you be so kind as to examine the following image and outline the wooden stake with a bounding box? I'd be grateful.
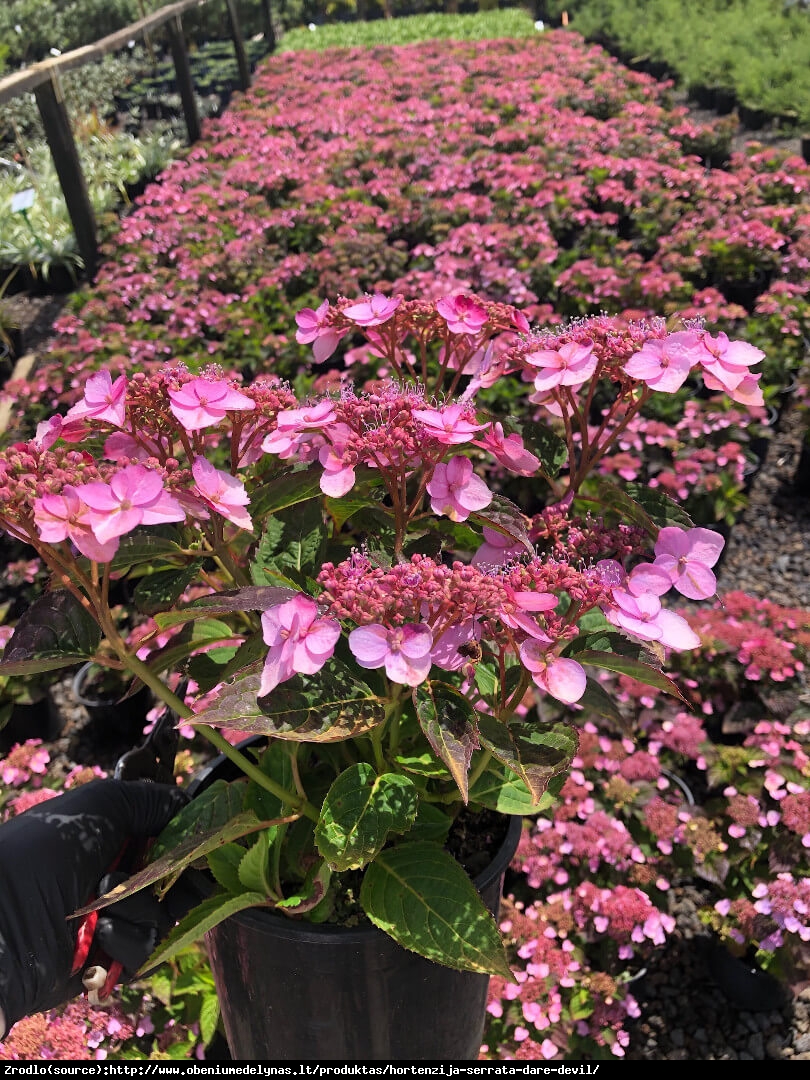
[167,13,201,144]
[224,0,251,92]
[34,73,98,279]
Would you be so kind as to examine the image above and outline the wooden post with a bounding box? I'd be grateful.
[167,13,201,144]
[33,73,97,280]
[260,0,276,52]
[224,0,251,92]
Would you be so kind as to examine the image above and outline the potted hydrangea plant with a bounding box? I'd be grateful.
[0,292,764,1059]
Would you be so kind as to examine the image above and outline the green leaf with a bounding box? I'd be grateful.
[394,752,451,779]
[249,464,325,519]
[186,649,238,693]
[194,661,386,743]
[577,677,625,724]
[597,479,693,538]
[244,740,293,822]
[474,663,498,699]
[325,493,376,531]
[406,801,453,845]
[72,811,284,917]
[413,682,479,803]
[623,482,695,531]
[470,494,534,556]
[520,420,568,479]
[154,586,298,630]
[206,842,245,894]
[108,526,185,572]
[150,780,246,862]
[143,619,241,679]
[315,762,418,871]
[468,761,558,815]
[477,715,578,805]
[238,830,273,895]
[576,608,612,634]
[571,628,664,665]
[199,994,221,1046]
[186,633,267,694]
[275,859,332,915]
[574,649,686,701]
[250,502,325,587]
[140,891,268,973]
[133,561,204,616]
[596,479,658,536]
[360,842,512,977]
[0,590,102,675]
[250,517,285,584]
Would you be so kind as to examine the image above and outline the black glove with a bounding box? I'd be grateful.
[0,779,188,1033]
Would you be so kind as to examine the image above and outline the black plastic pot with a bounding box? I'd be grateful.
[706,938,785,1012]
[192,741,522,1061]
[0,697,63,754]
[793,435,810,496]
[71,662,152,738]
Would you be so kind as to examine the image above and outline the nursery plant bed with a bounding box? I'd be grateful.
[0,28,808,1064]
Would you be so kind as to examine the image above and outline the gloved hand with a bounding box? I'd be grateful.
[0,779,189,1036]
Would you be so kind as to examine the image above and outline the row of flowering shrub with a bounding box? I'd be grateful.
[4,31,808,441]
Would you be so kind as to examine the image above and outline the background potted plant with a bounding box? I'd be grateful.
[0,291,764,1059]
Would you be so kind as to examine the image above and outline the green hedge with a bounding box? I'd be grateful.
[542,0,810,125]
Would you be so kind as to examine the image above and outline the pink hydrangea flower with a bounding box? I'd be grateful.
[698,332,765,394]
[104,431,156,462]
[426,456,492,521]
[436,294,488,335]
[191,457,252,531]
[411,403,487,445]
[474,422,540,475]
[168,377,255,432]
[526,340,598,391]
[606,589,700,650]
[318,443,356,497]
[265,400,338,460]
[342,293,401,327]
[295,300,346,364]
[349,622,433,686]
[65,370,127,428]
[471,525,525,567]
[33,486,120,563]
[7,788,59,816]
[652,526,725,600]
[35,414,86,448]
[519,641,586,704]
[622,331,702,393]
[74,465,185,544]
[1,740,50,786]
[431,620,482,671]
[259,595,341,696]
[627,561,673,598]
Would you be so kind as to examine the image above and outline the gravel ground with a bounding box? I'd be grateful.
[719,398,810,609]
[623,394,810,1061]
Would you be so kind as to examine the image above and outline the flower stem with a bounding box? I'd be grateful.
[109,648,320,822]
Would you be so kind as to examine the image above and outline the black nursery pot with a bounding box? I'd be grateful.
[71,662,152,735]
[192,742,522,1061]
[0,697,63,754]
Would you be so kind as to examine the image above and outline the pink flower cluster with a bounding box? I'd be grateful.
[0,740,50,787]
